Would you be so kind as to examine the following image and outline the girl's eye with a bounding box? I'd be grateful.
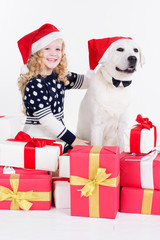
[56,48,61,51]
[45,48,50,50]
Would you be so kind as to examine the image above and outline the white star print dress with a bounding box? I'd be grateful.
[23,71,88,149]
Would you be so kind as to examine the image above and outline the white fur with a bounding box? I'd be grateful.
[77,39,144,151]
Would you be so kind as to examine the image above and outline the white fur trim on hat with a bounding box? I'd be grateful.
[31,32,62,55]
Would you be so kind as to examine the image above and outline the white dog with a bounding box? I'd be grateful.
[77,37,144,151]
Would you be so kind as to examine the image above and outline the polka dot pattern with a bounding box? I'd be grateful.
[24,72,84,123]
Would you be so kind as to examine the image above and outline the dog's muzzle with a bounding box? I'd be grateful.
[116,55,137,73]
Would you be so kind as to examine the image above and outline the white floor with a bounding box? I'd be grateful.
[1,208,160,240]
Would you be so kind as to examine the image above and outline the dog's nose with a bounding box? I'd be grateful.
[128,56,137,64]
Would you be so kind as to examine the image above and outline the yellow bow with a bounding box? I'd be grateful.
[0,175,51,211]
[0,186,33,211]
[70,168,119,198]
[78,168,112,197]
[0,175,33,211]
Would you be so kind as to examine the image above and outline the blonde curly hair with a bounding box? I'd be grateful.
[18,41,69,98]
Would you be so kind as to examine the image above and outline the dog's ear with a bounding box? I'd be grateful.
[139,50,145,67]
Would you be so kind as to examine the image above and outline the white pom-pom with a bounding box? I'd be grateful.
[86,69,95,79]
[20,64,29,74]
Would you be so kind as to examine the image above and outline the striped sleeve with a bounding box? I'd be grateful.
[39,114,76,145]
[65,72,84,90]
[33,106,52,119]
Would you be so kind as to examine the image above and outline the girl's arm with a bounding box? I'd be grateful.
[38,113,76,145]
[65,72,91,90]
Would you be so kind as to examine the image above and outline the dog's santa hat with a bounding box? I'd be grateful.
[18,23,62,74]
[88,36,133,70]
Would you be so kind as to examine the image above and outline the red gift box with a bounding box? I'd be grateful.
[0,174,52,210]
[0,166,49,175]
[120,186,160,215]
[120,150,160,189]
[70,146,120,219]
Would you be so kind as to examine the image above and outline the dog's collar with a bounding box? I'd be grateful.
[112,78,132,88]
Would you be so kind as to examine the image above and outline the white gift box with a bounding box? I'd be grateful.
[53,179,70,209]
[59,153,70,178]
[0,139,64,171]
[0,115,24,141]
[123,115,160,153]
[123,127,157,153]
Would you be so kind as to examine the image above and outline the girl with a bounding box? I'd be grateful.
[18,23,90,152]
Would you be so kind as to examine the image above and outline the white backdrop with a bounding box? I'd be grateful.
[0,0,160,134]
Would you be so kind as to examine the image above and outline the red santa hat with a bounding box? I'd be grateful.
[17,23,62,74]
[88,36,133,70]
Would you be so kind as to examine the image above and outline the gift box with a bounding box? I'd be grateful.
[53,178,70,209]
[0,166,49,175]
[120,149,160,189]
[0,174,52,210]
[120,186,160,215]
[70,146,120,219]
[0,131,64,171]
[0,115,24,141]
[123,114,159,153]
[59,153,70,178]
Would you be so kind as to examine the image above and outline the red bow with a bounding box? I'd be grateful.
[14,131,60,149]
[136,114,153,130]
[8,131,63,169]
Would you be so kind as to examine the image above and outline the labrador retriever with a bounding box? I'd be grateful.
[77,37,144,151]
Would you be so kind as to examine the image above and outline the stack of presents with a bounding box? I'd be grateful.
[0,114,159,217]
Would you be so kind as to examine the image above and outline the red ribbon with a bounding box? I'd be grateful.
[8,131,63,169]
[0,116,4,118]
[67,149,72,154]
[52,177,70,182]
[130,114,157,153]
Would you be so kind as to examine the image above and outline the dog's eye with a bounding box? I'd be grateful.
[117,48,124,52]
[134,48,139,53]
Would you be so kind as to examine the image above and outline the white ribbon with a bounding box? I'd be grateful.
[125,146,160,189]
[3,166,15,174]
[140,146,160,189]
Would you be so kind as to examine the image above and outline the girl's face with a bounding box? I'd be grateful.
[42,39,63,75]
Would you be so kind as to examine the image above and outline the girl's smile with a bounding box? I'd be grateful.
[42,39,63,75]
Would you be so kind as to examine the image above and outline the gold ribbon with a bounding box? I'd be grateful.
[0,174,51,211]
[141,189,154,214]
[70,146,120,217]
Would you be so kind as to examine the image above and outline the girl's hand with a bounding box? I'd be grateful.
[71,137,90,147]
